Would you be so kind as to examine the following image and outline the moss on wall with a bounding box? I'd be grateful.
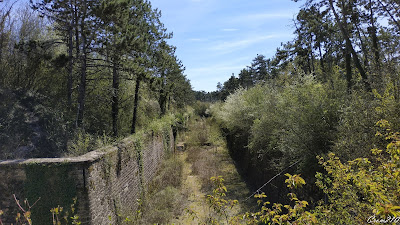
[0,120,175,224]
[24,163,77,225]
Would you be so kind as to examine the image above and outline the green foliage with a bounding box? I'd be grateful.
[0,89,70,159]
[147,113,175,136]
[66,130,93,156]
[0,197,80,225]
[186,117,209,146]
[66,129,113,157]
[201,175,315,225]
[313,120,400,224]
[284,173,306,189]
[174,108,192,133]
[208,0,400,207]
[212,85,267,132]
[205,176,238,224]
[50,198,81,225]
[334,84,400,161]
[23,163,77,225]
[0,0,193,159]
[193,101,210,118]
[7,196,36,225]
[212,74,340,176]
[212,68,400,204]
[201,122,400,224]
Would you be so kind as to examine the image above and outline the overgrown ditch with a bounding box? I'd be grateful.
[150,116,257,224]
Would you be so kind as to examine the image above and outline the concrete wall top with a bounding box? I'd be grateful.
[0,137,138,166]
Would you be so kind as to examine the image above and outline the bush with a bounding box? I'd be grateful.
[185,117,209,146]
[193,101,210,117]
[0,89,70,159]
[203,123,400,224]
[212,74,340,180]
[334,85,400,161]
[150,157,184,190]
[313,120,400,224]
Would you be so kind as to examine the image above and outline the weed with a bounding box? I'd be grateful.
[186,147,221,191]
[186,117,209,146]
[136,155,187,225]
[0,196,80,225]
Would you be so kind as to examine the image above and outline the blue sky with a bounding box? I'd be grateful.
[150,0,301,92]
[7,0,301,92]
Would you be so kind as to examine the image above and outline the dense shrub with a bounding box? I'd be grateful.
[211,72,400,204]
[0,89,70,159]
[212,75,340,177]
[334,85,400,161]
[193,101,210,117]
[204,123,400,224]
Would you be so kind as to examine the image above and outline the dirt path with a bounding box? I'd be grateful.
[169,152,210,224]
[170,144,254,225]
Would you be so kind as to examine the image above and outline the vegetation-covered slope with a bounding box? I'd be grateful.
[0,0,194,159]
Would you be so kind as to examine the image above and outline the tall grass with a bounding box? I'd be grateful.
[137,155,186,225]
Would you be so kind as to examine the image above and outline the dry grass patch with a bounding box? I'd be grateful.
[137,155,187,225]
[186,146,221,191]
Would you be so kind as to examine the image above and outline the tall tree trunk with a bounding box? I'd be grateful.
[0,2,13,64]
[329,0,371,91]
[67,22,73,108]
[0,35,3,64]
[345,45,352,92]
[349,1,369,68]
[309,35,315,73]
[158,73,167,116]
[318,45,325,73]
[111,59,119,137]
[159,89,167,116]
[306,56,312,74]
[74,0,80,60]
[310,47,315,72]
[167,95,171,111]
[369,0,381,68]
[131,75,141,134]
[76,0,87,128]
[354,23,369,68]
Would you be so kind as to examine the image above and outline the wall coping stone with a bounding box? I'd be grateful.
[0,137,138,167]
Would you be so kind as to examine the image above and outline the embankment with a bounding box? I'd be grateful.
[0,129,174,224]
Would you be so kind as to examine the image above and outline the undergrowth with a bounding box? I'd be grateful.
[135,154,186,225]
[185,117,224,191]
[186,146,221,192]
[189,119,400,225]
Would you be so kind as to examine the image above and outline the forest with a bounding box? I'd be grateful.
[1,0,400,224]
[0,0,194,159]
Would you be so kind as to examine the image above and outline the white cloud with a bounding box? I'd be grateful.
[209,35,276,53]
[222,28,239,32]
[188,38,205,42]
[234,12,294,23]
[185,58,251,90]
[222,12,295,29]
[188,65,246,78]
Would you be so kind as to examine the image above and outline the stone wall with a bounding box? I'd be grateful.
[0,129,174,224]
